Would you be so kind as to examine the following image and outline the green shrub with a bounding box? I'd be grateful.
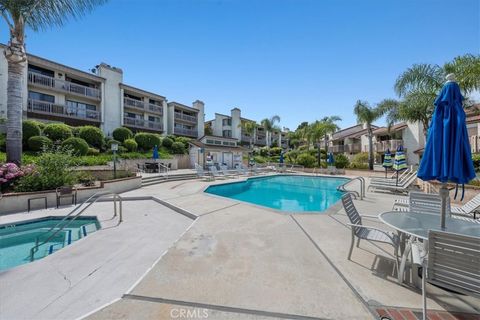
[259,147,269,157]
[296,153,316,168]
[349,162,369,170]
[0,135,5,152]
[27,136,53,152]
[123,139,138,152]
[106,139,121,148]
[352,152,369,164]
[14,150,77,192]
[118,146,128,153]
[134,133,161,151]
[171,141,186,154]
[22,120,41,145]
[253,155,266,164]
[472,154,480,172]
[44,123,72,142]
[87,147,100,156]
[79,126,104,149]
[334,154,350,169]
[174,136,191,149]
[71,126,81,137]
[112,127,133,142]
[161,137,174,148]
[297,145,309,152]
[61,137,89,156]
[76,172,96,187]
[269,147,282,156]
[285,150,299,163]
[36,122,46,131]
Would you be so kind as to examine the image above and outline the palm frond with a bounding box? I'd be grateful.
[394,64,444,98]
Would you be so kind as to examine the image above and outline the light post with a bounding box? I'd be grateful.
[111,143,118,179]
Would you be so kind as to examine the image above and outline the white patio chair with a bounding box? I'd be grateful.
[369,170,418,187]
[409,191,450,215]
[450,193,480,219]
[209,166,227,179]
[220,165,238,178]
[368,173,417,194]
[421,231,480,320]
[195,164,213,181]
[371,166,412,183]
[341,194,400,271]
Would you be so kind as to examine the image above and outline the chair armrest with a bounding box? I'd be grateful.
[359,214,378,219]
[346,223,398,243]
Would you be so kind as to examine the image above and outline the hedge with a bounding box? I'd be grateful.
[112,127,133,142]
[44,123,73,142]
[22,120,42,144]
[61,137,89,156]
[296,153,316,168]
[135,133,161,151]
[27,136,53,152]
[171,141,186,154]
[123,139,138,152]
[79,126,104,149]
[161,137,173,148]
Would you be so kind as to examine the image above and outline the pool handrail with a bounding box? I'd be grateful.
[337,177,365,200]
[29,191,123,261]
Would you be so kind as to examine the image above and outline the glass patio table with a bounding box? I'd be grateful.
[378,211,480,284]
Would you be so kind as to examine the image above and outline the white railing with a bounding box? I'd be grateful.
[124,117,163,131]
[28,99,101,121]
[174,112,197,123]
[174,127,197,137]
[470,135,480,153]
[28,72,101,99]
[373,139,403,153]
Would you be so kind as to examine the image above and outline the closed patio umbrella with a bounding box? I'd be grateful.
[327,152,335,165]
[279,152,284,164]
[153,145,159,160]
[382,149,393,178]
[417,74,475,229]
[392,145,407,185]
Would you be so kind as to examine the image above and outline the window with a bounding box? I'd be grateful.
[222,130,232,138]
[28,65,54,77]
[66,100,98,119]
[65,77,95,88]
[125,112,142,119]
[222,118,232,126]
[149,99,162,106]
[148,116,161,122]
[28,91,55,103]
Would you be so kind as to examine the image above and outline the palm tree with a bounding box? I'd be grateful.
[1,0,106,164]
[353,100,385,170]
[260,115,280,147]
[320,116,341,154]
[307,121,328,166]
[239,120,257,149]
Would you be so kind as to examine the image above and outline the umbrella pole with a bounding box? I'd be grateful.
[385,168,387,179]
[439,183,449,229]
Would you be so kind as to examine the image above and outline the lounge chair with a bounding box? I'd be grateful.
[341,194,400,271]
[236,164,248,176]
[371,166,412,183]
[220,165,238,178]
[195,164,213,181]
[368,173,417,193]
[421,231,480,320]
[369,170,417,186]
[209,166,227,179]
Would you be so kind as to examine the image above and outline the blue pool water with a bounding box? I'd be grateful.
[205,175,349,212]
[0,217,100,271]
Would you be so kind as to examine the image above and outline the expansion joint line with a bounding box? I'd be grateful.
[290,215,378,319]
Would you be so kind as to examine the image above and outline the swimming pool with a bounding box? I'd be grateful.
[0,217,100,271]
[205,175,349,212]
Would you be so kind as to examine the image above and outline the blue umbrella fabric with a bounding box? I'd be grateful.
[392,146,407,185]
[153,145,159,160]
[279,152,284,164]
[327,153,335,165]
[417,77,475,229]
[382,149,393,178]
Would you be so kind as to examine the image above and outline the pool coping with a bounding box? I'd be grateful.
[202,173,350,216]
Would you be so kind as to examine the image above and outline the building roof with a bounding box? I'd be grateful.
[372,122,408,135]
[466,104,480,124]
[189,139,248,152]
[331,124,379,141]
[199,134,238,141]
[168,101,198,112]
[120,83,166,100]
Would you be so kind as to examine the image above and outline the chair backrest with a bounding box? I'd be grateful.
[409,191,450,215]
[341,194,362,234]
[427,231,480,298]
[58,186,73,195]
[461,193,480,213]
[209,166,219,175]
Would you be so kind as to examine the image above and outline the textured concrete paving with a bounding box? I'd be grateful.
[0,200,193,320]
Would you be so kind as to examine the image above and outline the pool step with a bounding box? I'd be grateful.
[141,173,198,187]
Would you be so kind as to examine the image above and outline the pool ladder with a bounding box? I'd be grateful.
[337,177,365,200]
[29,191,123,262]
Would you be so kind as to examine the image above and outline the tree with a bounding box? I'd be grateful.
[307,121,327,166]
[239,120,257,149]
[260,115,280,147]
[1,0,106,164]
[320,116,341,154]
[353,100,385,170]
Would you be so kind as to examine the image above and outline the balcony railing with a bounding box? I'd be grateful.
[28,99,101,121]
[255,138,266,146]
[123,117,163,131]
[470,135,480,153]
[124,97,163,115]
[373,139,403,153]
[241,135,252,142]
[174,127,197,137]
[174,112,197,123]
[28,72,101,100]
[331,143,361,153]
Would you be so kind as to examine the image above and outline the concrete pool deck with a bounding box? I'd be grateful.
[1,173,479,320]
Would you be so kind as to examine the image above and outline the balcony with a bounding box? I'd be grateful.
[28,99,101,122]
[374,139,404,153]
[241,135,252,142]
[174,112,197,123]
[124,97,163,115]
[255,138,266,146]
[470,135,480,153]
[331,143,361,153]
[123,117,163,131]
[28,72,101,100]
[174,127,197,137]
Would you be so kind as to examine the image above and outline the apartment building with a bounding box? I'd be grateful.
[329,122,425,165]
[466,104,480,153]
[205,108,287,148]
[0,45,205,139]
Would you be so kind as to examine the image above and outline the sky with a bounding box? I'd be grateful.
[1,0,479,130]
